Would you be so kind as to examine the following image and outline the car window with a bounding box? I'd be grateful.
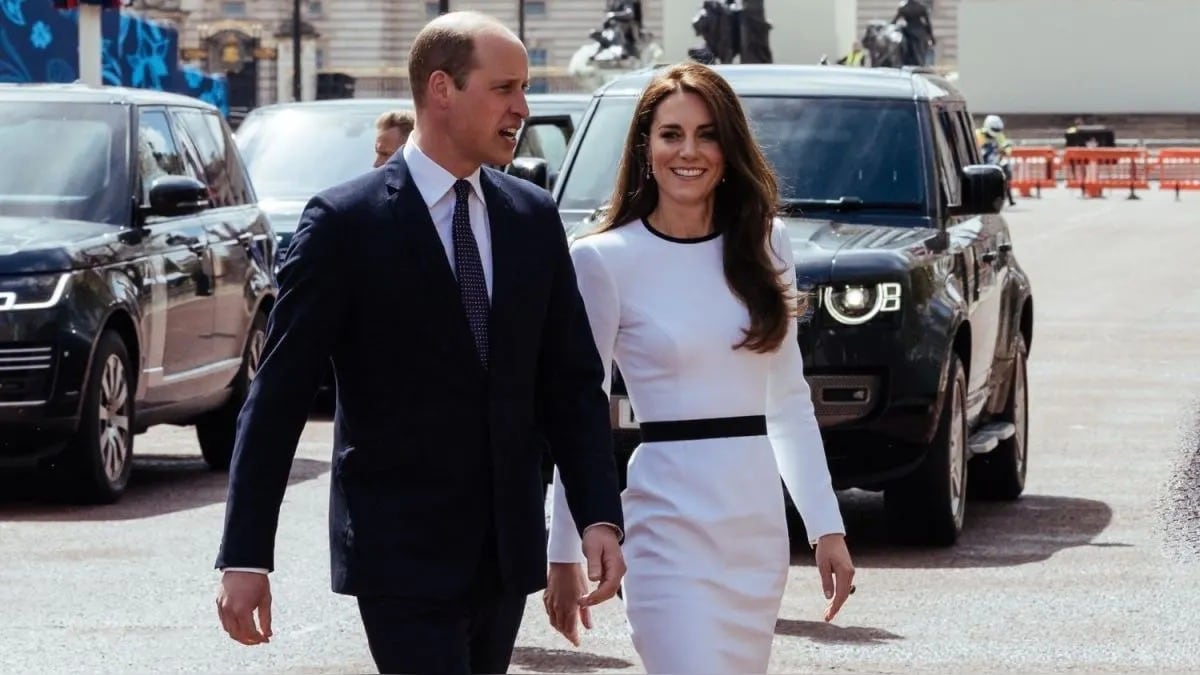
[559,96,925,214]
[516,120,572,172]
[931,110,962,208]
[0,101,130,224]
[956,111,980,164]
[174,108,251,207]
[138,109,191,203]
[942,108,974,171]
[234,107,386,201]
[206,113,256,203]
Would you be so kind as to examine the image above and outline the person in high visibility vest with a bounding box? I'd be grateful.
[838,41,867,66]
[976,115,1017,206]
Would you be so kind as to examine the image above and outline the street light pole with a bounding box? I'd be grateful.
[518,0,525,43]
[292,0,302,101]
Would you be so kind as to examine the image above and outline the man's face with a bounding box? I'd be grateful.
[374,127,407,168]
[444,31,530,168]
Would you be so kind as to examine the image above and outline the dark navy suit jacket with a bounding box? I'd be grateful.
[215,153,624,600]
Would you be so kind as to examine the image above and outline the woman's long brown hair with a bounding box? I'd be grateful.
[592,62,794,353]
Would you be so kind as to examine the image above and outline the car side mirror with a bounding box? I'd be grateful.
[506,157,549,191]
[147,175,210,217]
[957,164,1006,215]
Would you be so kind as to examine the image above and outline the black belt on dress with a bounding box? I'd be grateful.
[638,415,767,443]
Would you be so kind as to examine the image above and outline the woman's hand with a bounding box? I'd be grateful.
[544,562,592,646]
[814,533,855,622]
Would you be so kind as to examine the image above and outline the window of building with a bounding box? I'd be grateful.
[525,1,547,16]
[221,1,246,17]
[425,2,440,18]
[308,1,323,16]
[528,48,547,67]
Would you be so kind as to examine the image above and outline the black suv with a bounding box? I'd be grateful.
[0,84,277,503]
[538,65,1035,546]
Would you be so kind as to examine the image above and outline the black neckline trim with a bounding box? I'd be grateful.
[641,217,721,244]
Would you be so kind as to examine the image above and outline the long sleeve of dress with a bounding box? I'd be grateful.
[764,220,846,545]
[547,238,620,564]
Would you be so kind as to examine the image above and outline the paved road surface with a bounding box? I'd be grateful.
[2,187,1199,674]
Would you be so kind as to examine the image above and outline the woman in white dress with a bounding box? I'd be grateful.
[543,62,857,673]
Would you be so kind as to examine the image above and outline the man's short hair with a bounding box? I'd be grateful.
[407,12,507,108]
[375,109,415,136]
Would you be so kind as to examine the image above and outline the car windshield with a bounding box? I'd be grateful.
[0,102,130,224]
[234,106,390,201]
[558,95,925,215]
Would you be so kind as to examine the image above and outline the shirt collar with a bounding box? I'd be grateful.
[402,139,485,208]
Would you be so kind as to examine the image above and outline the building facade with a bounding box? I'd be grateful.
[127,1,961,122]
[128,0,665,121]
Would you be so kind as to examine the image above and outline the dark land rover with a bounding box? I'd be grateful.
[517,64,1035,545]
[0,85,277,503]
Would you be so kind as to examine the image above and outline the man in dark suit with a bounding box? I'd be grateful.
[214,11,626,674]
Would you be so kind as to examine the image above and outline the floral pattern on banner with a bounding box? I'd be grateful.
[0,2,228,117]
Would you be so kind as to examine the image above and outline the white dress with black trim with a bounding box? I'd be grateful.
[548,217,845,673]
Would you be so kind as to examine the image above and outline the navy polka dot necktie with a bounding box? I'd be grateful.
[452,179,489,368]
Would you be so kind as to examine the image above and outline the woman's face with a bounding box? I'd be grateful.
[646,90,725,208]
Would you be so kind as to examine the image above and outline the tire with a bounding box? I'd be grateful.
[197,312,266,471]
[884,354,968,546]
[970,334,1029,500]
[54,330,135,504]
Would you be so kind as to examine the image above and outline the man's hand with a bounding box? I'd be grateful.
[216,571,273,645]
[814,533,855,623]
[544,562,591,646]
[580,525,625,607]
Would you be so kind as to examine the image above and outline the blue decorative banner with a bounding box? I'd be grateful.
[0,1,228,116]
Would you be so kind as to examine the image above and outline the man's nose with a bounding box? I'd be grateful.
[512,90,530,119]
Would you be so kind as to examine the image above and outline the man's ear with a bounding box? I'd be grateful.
[428,70,451,106]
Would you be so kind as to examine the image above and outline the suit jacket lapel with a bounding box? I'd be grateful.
[384,156,485,378]
[479,169,519,381]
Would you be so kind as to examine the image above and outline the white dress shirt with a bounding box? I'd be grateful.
[403,139,494,299]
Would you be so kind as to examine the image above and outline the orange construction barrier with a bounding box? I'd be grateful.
[1157,148,1200,200]
[1060,147,1150,199]
[1009,147,1058,198]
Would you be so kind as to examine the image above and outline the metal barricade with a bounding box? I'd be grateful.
[1060,148,1150,199]
[1009,147,1058,198]
[1157,148,1200,200]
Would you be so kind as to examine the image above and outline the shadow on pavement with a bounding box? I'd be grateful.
[774,618,904,645]
[0,455,329,522]
[790,492,1120,569]
[510,647,634,673]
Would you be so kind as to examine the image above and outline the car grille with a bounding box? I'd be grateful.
[0,345,55,403]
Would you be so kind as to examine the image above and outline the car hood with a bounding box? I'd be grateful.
[259,199,308,246]
[0,217,121,274]
[781,215,941,284]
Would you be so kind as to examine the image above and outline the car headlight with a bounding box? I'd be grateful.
[822,282,902,325]
[0,273,71,312]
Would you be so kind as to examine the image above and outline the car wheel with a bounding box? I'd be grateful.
[54,330,135,504]
[197,312,266,471]
[885,354,968,546]
[970,334,1029,500]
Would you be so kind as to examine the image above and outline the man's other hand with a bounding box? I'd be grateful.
[216,571,273,645]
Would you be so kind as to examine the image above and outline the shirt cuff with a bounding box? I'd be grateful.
[583,521,624,543]
[222,567,270,574]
